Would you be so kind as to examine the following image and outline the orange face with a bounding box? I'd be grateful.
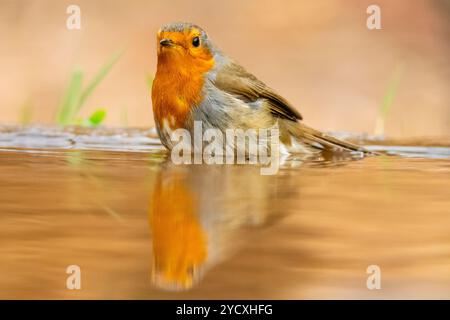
[152,26,215,130]
[156,27,213,63]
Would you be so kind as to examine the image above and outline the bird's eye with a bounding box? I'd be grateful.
[192,37,200,47]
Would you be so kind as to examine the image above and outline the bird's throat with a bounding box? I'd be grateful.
[152,54,214,130]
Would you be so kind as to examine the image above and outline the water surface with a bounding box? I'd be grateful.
[0,126,449,299]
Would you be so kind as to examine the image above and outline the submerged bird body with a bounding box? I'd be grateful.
[152,22,366,154]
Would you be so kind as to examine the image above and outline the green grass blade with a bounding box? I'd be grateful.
[19,101,33,125]
[57,68,84,125]
[380,64,403,119]
[375,63,404,135]
[147,74,154,91]
[76,51,123,114]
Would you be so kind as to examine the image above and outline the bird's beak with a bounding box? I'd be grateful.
[159,38,174,47]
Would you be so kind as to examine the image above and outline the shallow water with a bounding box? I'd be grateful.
[0,126,449,299]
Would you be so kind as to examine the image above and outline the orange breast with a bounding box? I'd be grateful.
[152,53,214,130]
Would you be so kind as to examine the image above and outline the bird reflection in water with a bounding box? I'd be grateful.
[148,151,362,290]
[148,166,207,290]
[147,156,285,291]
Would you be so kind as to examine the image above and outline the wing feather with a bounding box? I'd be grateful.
[213,61,302,121]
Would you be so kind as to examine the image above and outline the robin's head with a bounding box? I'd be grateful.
[153,23,217,129]
[156,22,215,66]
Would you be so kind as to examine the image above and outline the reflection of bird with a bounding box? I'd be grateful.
[147,161,287,291]
[149,169,207,290]
[152,22,368,154]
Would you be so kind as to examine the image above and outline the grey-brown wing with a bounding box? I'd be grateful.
[213,61,303,121]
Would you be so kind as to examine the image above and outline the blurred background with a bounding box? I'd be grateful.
[0,0,449,138]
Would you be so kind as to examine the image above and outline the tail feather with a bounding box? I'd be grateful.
[284,121,370,154]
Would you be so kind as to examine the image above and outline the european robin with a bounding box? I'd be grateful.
[152,22,367,154]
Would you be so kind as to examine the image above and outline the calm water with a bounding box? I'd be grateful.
[0,126,449,299]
